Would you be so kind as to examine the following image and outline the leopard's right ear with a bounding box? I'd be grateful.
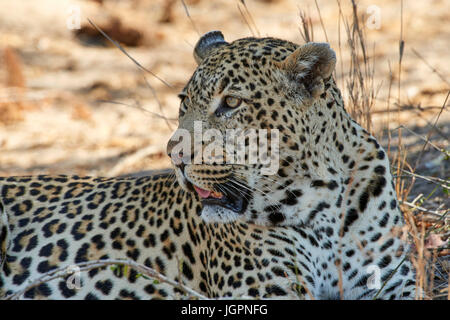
[275,42,336,99]
[194,31,228,65]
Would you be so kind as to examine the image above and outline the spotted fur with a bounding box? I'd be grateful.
[0,34,415,299]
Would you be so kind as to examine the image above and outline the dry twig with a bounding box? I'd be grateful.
[4,259,208,300]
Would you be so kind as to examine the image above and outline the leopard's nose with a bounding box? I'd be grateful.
[168,149,186,172]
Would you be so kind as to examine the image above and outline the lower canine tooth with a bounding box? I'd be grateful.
[211,191,223,198]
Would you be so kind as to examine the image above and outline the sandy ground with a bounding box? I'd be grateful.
[0,0,448,207]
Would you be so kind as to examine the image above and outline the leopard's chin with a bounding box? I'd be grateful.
[200,205,241,224]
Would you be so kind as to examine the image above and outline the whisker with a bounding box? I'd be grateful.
[230,176,283,210]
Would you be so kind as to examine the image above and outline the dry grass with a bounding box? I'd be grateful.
[299,0,449,300]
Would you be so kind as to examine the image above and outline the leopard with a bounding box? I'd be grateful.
[0,31,416,300]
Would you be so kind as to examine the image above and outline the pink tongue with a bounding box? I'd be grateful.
[194,185,211,198]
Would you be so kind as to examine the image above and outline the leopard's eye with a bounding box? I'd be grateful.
[215,95,244,117]
[224,96,242,108]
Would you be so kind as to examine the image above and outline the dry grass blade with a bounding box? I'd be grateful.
[295,273,315,300]
[335,0,345,90]
[394,167,449,189]
[87,18,174,131]
[390,125,449,156]
[181,0,200,36]
[237,3,255,36]
[87,18,173,89]
[394,0,405,204]
[96,99,177,122]
[411,48,450,86]
[298,10,314,43]
[401,200,448,217]
[107,145,165,177]
[350,0,367,65]
[372,104,447,114]
[238,0,260,37]
[314,0,329,42]
[4,259,208,300]
[386,61,394,156]
[401,91,449,204]
[338,0,376,132]
[141,74,174,130]
[412,91,450,171]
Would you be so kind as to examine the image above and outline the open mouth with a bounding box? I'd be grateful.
[190,182,250,214]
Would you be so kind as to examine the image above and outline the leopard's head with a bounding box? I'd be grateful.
[167,31,356,226]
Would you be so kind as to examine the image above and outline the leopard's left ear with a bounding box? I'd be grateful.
[276,42,336,98]
[194,31,228,65]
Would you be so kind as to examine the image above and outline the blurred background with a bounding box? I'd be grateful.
[0,0,448,204]
[0,0,448,298]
